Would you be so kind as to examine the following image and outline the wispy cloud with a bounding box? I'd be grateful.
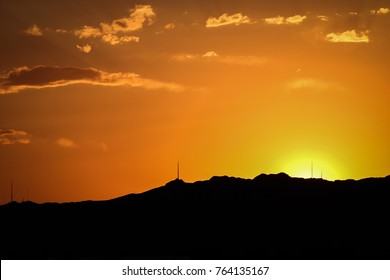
[317,15,330,22]
[285,15,307,24]
[57,138,77,148]
[75,26,101,38]
[206,13,251,28]
[76,44,92,53]
[74,4,155,45]
[95,142,108,152]
[288,78,330,90]
[287,78,343,93]
[25,24,43,36]
[101,34,139,45]
[85,140,109,152]
[202,51,218,58]
[202,51,266,66]
[325,30,369,43]
[0,66,184,94]
[55,29,68,33]
[0,129,31,145]
[164,23,175,30]
[370,8,390,15]
[173,51,266,66]
[264,16,285,25]
[264,15,307,25]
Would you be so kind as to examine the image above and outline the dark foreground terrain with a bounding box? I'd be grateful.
[1,173,390,259]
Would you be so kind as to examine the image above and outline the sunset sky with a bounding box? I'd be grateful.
[1,0,389,203]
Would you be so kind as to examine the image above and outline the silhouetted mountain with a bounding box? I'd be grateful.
[1,173,390,260]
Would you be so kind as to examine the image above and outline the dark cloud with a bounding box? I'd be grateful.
[2,66,100,87]
[0,129,31,145]
[0,66,184,94]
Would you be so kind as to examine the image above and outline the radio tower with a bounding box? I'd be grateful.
[311,161,313,179]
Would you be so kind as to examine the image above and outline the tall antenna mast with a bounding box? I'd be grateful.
[311,161,313,179]
[177,161,180,180]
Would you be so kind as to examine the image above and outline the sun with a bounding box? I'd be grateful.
[279,152,343,180]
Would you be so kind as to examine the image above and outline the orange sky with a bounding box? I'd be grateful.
[1,0,389,204]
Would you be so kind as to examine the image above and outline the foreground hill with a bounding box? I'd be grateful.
[1,173,390,259]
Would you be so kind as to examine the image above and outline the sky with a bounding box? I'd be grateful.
[1,0,389,204]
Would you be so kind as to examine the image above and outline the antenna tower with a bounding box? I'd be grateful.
[311,161,313,178]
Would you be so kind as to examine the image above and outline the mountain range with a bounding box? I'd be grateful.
[1,173,390,259]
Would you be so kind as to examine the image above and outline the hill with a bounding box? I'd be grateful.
[1,173,390,259]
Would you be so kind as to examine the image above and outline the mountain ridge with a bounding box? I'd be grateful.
[1,172,390,260]
[3,172,389,206]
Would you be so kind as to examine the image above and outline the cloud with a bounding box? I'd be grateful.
[202,51,218,58]
[0,129,31,145]
[264,15,306,25]
[74,5,155,45]
[57,138,77,148]
[206,13,251,28]
[0,66,184,94]
[105,4,155,32]
[55,29,68,33]
[288,79,330,90]
[25,24,43,36]
[75,26,101,38]
[156,23,175,35]
[264,16,285,25]
[285,15,307,24]
[325,30,369,43]
[172,54,196,61]
[287,78,343,93]
[164,23,175,30]
[101,34,139,45]
[317,15,330,22]
[85,140,109,152]
[174,51,266,66]
[77,44,92,53]
[371,8,390,15]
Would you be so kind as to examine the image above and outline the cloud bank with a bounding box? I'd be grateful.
[317,15,330,22]
[74,4,155,45]
[264,15,307,25]
[77,44,92,53]
[206,13,251,28]
[25,24,43,36]
[370,8,390,15]
[173,51,266,66]
[0,66,184,94]
[57,138,77,148]
[288,78,330,90]
[325,30,369,43]
[0,129,31,145]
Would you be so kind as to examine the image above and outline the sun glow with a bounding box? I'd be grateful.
[280,152,343,181]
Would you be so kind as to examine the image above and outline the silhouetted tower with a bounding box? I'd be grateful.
[311,161,313,178]
[177,161,180,180]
